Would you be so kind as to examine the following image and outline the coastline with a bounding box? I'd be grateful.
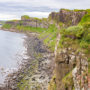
[0,28,54,90]
[0,27,40,36]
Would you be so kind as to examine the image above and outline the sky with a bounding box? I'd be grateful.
[0,0,90,20]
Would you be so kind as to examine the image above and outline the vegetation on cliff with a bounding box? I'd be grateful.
[39,24,58,51]
[3,24,12,29]
[2,23,47,33]
[48,9,90,90]
[21,15,30,20]
[16,25,47,33]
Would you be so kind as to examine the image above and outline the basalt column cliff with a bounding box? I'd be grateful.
[48,9,89,90]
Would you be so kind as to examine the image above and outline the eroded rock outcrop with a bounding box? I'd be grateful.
[48,9,87,26]
[21,16,49,29]
[48,9,89,90]
[5,16,49,29]
[54,48,88,90]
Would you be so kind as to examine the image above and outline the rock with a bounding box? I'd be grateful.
[54,47,88,90]
[5,17,49,29]
[48,9,87,26]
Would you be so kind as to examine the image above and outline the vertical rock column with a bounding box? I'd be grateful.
[72,53,88,90]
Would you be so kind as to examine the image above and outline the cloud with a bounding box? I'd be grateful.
[0,0,90,20]
[0,0,90,9]
[0,12,50,20]
[23,12,51,18]
[0,14,20,20]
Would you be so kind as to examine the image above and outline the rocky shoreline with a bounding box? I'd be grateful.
[0,29,54,90]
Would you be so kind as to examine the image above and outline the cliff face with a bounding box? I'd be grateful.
[21,16,49,28]
[49,9,87,26]
[5,20,20,26]
[5,9,87,29]
[4,9,87,29]
[48,9,89,90]
[55,48,88,90]
[5,16,49,29]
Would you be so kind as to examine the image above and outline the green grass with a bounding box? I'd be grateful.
[21,15,48,22]
[16,25,47,33]
[39,24,58,51]
[79,14,90,25]
[21,15,30,19]
[60,8,71,11]
[3,23,47,33]
[86,9,90,13]
[48,75,56,90]
[60,25,84,38]
[62,71,73,88]
[60,22,90,49]
[88,63,90,73]
[74,9,86,12]
[59,22,90,73]
[2,24,12,29]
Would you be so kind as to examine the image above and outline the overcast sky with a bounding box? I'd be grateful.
[0,0,90,20]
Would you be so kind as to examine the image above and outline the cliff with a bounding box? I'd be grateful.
[4,15,49,30]
[48,9,87,26]
[48,9,90,90]
[2,9,90,90]
[21,15,49,28]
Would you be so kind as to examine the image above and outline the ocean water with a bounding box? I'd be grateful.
[0,30,27,85]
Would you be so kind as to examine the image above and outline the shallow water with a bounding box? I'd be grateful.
[0,30,27,85]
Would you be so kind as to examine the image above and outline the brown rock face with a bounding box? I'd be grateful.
[6,21,20,26]
[21,19,49,29]
[49,9,87,26]
[55,48,88,90]
[55,48,74,90]
[5,17,49,29]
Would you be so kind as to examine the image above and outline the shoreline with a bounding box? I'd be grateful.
[0,28,40,36]
[0,28,54,90]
